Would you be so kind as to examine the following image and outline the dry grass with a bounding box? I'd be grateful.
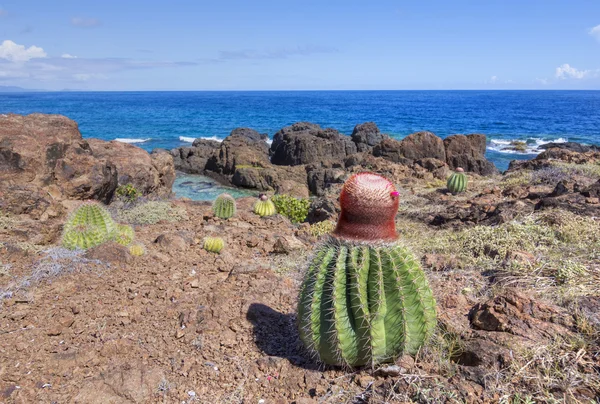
[115,200,188,225]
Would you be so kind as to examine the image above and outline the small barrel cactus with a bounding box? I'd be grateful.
[114,224,135,246]
[298,173,437,367]
[203,236,224,254]
[213,193,236,219]
[447,167,467,194]
[253,194,277,217]
[62,202,116,250]
[129,243,146,256]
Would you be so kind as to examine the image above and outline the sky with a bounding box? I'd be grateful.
[0,0,599,90]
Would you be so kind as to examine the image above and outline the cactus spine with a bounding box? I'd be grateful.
[129,243,146,256]
[297,173,437,367]
[62,202,116,250]
[253,194,277,217]
[447,167,467,194]
[212,193,236,219]
[203,237,224,254]
[114,224,135,246]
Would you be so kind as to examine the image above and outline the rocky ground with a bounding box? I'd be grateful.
[1,114,599,403]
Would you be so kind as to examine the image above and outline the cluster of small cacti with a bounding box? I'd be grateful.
[61,202,142,255]
[297,172,437,367]
[213,193,236,219]
[447,167,468,194]
[253,194,277,217]
[203,236,224,254]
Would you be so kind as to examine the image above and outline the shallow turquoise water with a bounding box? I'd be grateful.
[173,172,256,201]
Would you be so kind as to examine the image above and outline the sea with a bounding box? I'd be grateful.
[2,90,599,200]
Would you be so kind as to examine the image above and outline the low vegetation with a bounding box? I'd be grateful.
[116,200,188,225]
[271,194,310,223]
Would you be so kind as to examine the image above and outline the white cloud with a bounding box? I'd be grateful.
[0,40,47,62]
[61,53,77,59]
[71,17,101,27]
[536,78,549,85]
[589,24,600,41]
[555,63,590,79]
[490,75,498,83]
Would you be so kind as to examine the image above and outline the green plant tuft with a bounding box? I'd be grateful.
[212,193,236,219]
[115,183,142,203]
[253,195,277,217]
[114,224,135,246]
[272,194,310,224]
[447,170,468,194]
[62,202,116,250]
[203,237,224,254]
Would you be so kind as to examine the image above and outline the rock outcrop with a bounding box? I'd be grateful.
[170,139,220,174]
[270,122,357,166]
[351,122,387,152]
[0,114,175,217]
[444,134,498,175]
[372,131,446,165]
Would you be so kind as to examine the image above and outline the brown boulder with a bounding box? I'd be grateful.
[88,139,174,198]
[0,114,118,207]
[444,134,498,175]
[0,114,175,217]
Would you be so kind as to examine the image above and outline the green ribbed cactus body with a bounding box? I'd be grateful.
[129,243,145,256]
[253,198,276,217]
[298,238,437,367]
[447,171,467,194]
[213,193,236,219]
[62,203,116,250]
[62,224,107,250]
[114,224,135,246]
[203,237,224,254]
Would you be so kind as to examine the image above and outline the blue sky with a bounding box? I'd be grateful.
[0,0,599,90]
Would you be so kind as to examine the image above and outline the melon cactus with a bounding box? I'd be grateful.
[447,168,467,194]
[297,173,437,367]
[114,224,135,246]
[62,202,116,250]
[129,243,146,256]
[253,194,277,217]
[203,236,224,254]
[213,193,236,219]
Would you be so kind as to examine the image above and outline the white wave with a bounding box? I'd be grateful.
[265,138,273,146]
[487,137,568,155]
[115,138,151,144]
[180,135,223,143]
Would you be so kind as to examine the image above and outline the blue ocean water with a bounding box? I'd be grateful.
[2,90,599,175]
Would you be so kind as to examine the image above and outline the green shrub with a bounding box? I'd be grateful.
[271,194,310,224]
[116,201,188,225]
[115,184,142,203]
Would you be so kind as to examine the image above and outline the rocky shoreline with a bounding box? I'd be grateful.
[1,113,599,402]
[169,122,498,199]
